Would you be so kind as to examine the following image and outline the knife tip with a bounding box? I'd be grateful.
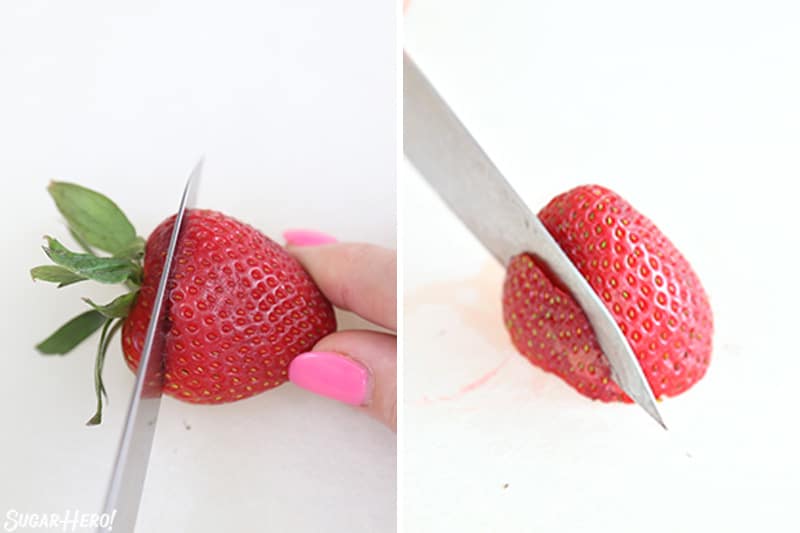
[641,398,668,431]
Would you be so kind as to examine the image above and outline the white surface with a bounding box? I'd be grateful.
[0,2,395,532]
[405,1,800,532]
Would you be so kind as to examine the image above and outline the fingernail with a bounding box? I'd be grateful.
[283,229,337,246]
[289,351,369,405]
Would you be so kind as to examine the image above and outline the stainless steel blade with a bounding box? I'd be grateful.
[98,159,203,533]
[403,52,665,429]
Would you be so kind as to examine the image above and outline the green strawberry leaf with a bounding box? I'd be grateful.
[42,236,139,284]
[36,310,106,355]
[113,236,146,261]
[30,265,87,287]
[86,318,122,426]
[69,227,96,255]
[48,181,137,255]
[83,291,137,318]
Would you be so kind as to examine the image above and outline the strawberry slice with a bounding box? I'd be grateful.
[502,185,713,401]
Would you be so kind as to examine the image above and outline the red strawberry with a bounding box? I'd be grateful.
[32,183,336,424]
[502,185,712,401]
[122,210,337,403]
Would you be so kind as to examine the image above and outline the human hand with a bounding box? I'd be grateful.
[283,230,397,432]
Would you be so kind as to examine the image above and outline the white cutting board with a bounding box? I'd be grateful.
[0,2,396,532]
[404,1,800,532]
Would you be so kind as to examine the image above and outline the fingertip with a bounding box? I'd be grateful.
[292,331,396,431]
[283,229,338,247]
[289,351,370,406]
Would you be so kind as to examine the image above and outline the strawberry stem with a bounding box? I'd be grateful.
[86,318,123,426]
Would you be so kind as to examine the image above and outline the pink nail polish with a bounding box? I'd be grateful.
[283,229,337,246]
[289,351,369,405]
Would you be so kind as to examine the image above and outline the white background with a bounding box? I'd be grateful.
[405,1,799,532]
[0,1,396,532]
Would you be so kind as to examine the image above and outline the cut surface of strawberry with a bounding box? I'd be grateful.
[502,185,713,401]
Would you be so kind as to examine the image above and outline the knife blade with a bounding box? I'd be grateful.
[98,159,203,533]
[403,52,665,429]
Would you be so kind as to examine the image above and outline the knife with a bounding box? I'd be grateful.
[98,160,203,533]
[403,52,665,429]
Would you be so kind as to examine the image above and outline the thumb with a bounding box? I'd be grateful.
[288,330,397,432]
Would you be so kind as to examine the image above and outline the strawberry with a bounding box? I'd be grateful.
[502,185,712,402]
[32,182,336,424]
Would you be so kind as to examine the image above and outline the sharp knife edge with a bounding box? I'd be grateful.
[403,53,665,429]
[98,159,203,533]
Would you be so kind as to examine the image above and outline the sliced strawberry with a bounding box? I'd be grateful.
[33,183,336,424]
[502,185,713,401]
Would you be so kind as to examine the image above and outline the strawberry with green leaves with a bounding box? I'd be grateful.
[503,185,713,402]
[33,183,336,425]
